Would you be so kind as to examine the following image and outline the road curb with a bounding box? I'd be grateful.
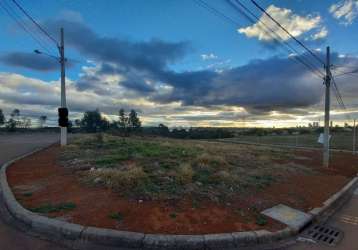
[309,176,358,220]
[1,147,357,249]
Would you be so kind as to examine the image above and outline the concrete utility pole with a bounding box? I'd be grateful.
[59,27,67,146]
[323,46,331,167]
[353,119,356,154]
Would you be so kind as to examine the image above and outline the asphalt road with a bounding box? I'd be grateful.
[0,133,68,250]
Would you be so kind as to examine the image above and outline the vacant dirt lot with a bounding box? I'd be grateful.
[6,134,358,234]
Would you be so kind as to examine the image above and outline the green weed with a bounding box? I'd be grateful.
[109,212,123,222]
[255,214,268,226]
[30,202,76,213]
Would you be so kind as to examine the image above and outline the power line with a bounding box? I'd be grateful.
[0,0,53,54]
[333,64,358,69]
[195,0,324,79]
[3,0,56,54]
[232,0,323,72]
[335,69,358,77]
[226,0,257,24]
[331,74,352,120]
[227,0,324,79]
[11,0,59,48]
[250,0,325,66]
[193,0,240,27]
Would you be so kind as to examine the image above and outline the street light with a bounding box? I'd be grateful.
[33,28,68,146]
[33,49,60,61]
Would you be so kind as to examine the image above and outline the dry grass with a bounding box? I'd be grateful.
[85,165,148,191]
[176,163,194,184]
[60,134,305,201]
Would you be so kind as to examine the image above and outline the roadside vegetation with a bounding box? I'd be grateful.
[59,134,312,203]
[30,202,76,213]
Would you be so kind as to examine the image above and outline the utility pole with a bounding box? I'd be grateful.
[59,27,67,146]
[323,46,331,167]
[353,119,356,154]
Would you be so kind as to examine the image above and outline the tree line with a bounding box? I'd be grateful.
[76,108,141,134]
[144,124,234,139]
[0,109,48,132]
[0,108,233,139]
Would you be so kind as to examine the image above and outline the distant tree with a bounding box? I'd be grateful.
[6,109,20,131]
[39,115,47,128]
[100,118,110,131]
[80,109,108,133]
[118,108,128,135]
[74,119,81,127]
[22,117,31,129]
[171,128,188,138]
[128,109,141,132]
[11,109,20,119]
[0,109,5,127]
[6,119,17,132]
[158,123,169,136]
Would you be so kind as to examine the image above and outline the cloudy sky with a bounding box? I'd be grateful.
[0,0,358,127]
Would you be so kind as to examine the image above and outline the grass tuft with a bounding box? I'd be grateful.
[255,214,268,226]
[109,212,123,222]
[30,202,76,214]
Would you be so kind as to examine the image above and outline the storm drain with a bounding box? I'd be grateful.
[302,224,343,246]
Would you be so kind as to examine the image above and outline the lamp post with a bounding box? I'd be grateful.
[34,28,67,146]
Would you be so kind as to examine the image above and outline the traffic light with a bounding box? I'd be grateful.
[58,107,68,127]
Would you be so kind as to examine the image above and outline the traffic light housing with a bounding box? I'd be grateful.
[58,107,68,127]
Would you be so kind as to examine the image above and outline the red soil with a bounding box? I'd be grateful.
[6,145,358,234]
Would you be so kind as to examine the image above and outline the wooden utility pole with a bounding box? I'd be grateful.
[323,46,331,167]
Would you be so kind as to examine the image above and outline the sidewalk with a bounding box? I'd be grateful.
[288,188,358,250]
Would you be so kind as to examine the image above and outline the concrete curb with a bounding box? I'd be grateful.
[1,147,357,249]
[309,176,358,219]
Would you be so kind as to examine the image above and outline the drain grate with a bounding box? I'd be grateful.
[302,224,343,246]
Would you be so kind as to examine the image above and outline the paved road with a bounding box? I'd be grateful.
[0,133,68,250]
[287,189,358,250]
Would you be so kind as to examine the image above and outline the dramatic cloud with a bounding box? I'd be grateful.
[153,55,325,113]
[238,5,327,42]
[45,19,189,75]
[0,52,59,71]
[41,19,356,115]
[329,0,358,25]
[1,16,357,127]
[43,19,334,113]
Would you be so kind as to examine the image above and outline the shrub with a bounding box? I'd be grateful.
[87,166,148,191]
[176,163,194,184]
[194,153,228,169]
